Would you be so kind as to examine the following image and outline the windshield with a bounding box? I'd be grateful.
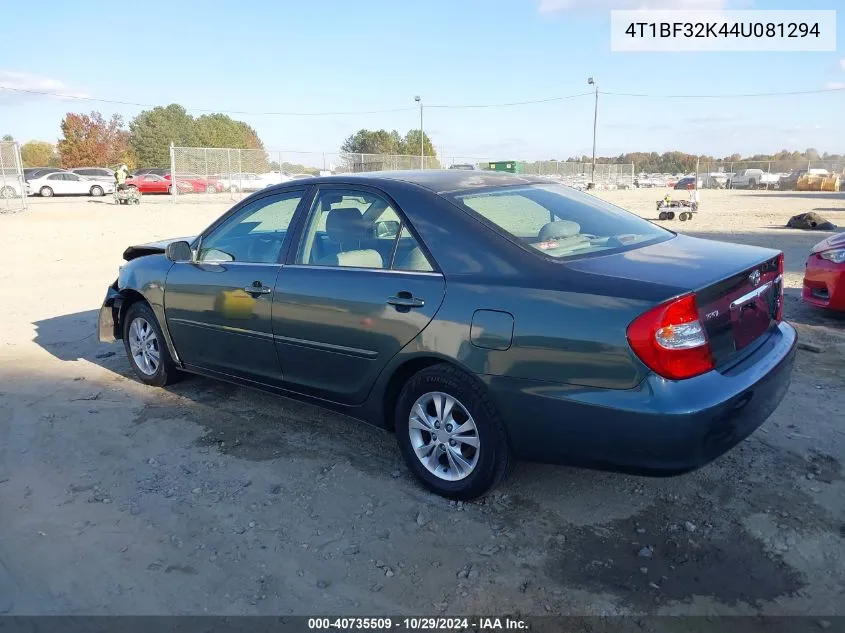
[448,183,671,260]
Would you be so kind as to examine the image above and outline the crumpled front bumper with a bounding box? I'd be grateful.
[98,283,123,342]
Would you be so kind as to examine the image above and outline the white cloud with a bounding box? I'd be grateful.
[840,59,845,70]
[826,82,845,90]
[0,71,89,100]
[538,0,729,13]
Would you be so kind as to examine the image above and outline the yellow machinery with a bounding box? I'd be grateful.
[797,174,825,191]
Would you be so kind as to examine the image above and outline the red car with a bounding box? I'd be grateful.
[165,172,223,193]
[126,173,191,195]
[802,232,845,311]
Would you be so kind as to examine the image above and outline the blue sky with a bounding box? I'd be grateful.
[0,0,843,160]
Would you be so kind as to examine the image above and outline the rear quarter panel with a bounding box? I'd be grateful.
[403,280,654,390]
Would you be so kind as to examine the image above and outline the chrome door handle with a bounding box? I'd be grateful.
[243,285,272,295]
[387,295,424,308]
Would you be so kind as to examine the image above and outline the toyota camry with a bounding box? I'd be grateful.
[98,170,796,499]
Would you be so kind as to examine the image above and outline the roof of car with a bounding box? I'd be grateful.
[283,169,548,194]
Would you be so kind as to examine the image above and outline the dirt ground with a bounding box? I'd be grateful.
[0,188,843,616]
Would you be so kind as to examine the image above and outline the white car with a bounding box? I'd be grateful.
[214,172,272,193]
[28,171,114,197]
[71,167,115,184]
[0,173,30,198]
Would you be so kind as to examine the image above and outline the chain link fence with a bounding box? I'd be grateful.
[692,159,845,191]
[167,145,634,202]
[0,141,28,214]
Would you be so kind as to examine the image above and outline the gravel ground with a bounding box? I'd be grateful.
[0,189,843,616]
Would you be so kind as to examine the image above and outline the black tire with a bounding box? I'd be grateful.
[90,185,104,197]
[748,179,757,189]
[122,301,180,387]
[394,363,511,500]
[40,186,53,197]
[667,211,675,220]
[658,211,668,221]
[679,212,688,221]
[167,185,173,194]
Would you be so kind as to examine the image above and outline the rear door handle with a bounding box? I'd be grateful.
[244,284,272,295]
[387,294,424,308]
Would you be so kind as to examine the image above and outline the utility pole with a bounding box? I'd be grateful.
[588,77,598,186]
[415,95,424,169]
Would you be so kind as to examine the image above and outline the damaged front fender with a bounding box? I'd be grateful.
[97,281,123,343]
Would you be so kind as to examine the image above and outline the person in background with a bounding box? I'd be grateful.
[689,187,700,206]
[115,164,129,191]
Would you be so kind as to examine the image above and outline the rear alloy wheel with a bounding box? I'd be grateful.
[0,185,15,198]
[395,364,510,500]
[205,184,216,193]
[40,186,54,197]
[122,301,180,387]
[90,185,104,197]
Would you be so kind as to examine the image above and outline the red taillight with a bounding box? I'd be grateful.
[627,293,714,380]
[775,252,784,322]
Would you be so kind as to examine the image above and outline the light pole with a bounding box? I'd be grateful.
[588,77,598,186]
[414,95,424,169]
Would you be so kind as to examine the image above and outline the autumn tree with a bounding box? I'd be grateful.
[58,111,134,168]
[21,141,59,167]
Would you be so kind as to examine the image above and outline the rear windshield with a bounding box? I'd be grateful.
[447,183,671,260]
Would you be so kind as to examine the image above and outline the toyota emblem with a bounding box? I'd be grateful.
[748,269,761,286]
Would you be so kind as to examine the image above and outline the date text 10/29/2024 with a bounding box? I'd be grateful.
[307,617,528,630]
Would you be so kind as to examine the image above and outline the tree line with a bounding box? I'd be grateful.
[5,115,842,175]
[7,104,266,170]
[562,150,843,174]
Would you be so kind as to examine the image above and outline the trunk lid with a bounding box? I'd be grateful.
[566,234,783,367]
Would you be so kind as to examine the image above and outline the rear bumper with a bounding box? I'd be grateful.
[484,322,797,475]
[802,256,845,311]
[98,284,122,343]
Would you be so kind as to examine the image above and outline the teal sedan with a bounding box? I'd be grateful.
[99,170,796,499]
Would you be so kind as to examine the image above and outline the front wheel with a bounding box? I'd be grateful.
[658,211,668,221]
[40,186,54,197]
[122,302,181,387]
[90,185,104,197]
[394,364,511,500]
[0,185,15,198]
[205,184,216,193]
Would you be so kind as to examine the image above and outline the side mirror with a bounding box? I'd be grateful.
[375,220,400,238]
[165,240,193,262]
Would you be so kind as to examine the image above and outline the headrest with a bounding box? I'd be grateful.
[326,207,369,243]
[539,220,581,241]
